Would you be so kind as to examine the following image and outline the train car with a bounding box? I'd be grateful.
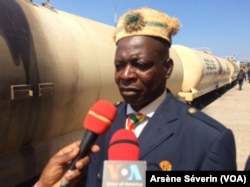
[171,45,239,102]
[0,0,240,186]
[0,0,122,186]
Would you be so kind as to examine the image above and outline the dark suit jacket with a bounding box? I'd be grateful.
[85,91,237,187]
[244,155,250,171]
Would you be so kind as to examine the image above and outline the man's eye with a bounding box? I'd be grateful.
[115,62,125,70]
[134,62,152,70]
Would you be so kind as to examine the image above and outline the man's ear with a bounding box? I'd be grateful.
[165,58,173,79]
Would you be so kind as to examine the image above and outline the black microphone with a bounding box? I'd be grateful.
[60,100,117,187]
[102,129,146,187]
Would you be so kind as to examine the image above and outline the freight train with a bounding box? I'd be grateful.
[0,0,240,186]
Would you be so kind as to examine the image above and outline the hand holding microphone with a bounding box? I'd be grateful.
[35,140,99,187]
[60,100,117,187]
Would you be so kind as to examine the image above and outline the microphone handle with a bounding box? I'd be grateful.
[68,130,98,170]
[60,131,98,187]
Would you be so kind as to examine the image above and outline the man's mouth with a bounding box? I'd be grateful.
[120,87,139,96]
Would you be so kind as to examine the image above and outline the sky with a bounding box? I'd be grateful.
[39,0,249,62]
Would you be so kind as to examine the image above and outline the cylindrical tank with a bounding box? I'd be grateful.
[226,59,240,84]
[172,45,231,101]
[0,0,121,185]
[168,47,184,96]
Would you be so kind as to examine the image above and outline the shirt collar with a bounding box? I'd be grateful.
[126,90,167,118]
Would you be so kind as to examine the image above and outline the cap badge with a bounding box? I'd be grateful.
[124,12,145,33]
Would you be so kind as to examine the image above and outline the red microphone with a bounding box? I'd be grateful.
[108,129,140,160]
[83,99,117,135]
[61,100,117,187]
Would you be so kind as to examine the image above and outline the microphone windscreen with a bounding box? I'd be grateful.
[108,129,140,160]
[83,100,117,135]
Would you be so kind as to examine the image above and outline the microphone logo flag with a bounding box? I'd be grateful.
[102,160,146,187]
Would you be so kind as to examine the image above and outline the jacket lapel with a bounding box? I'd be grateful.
[138,92,179,158]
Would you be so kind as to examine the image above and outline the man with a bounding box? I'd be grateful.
[245,155,250,171]
[36,7,237,187]
[85,7,237,187]
[237,69,246,90]
[247,68,250,83]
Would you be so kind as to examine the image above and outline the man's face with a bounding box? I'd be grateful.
[114,35,173,111]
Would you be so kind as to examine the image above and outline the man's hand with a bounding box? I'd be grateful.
[35,140,100,187]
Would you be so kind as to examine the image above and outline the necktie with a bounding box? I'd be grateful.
[126,113,147,131]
